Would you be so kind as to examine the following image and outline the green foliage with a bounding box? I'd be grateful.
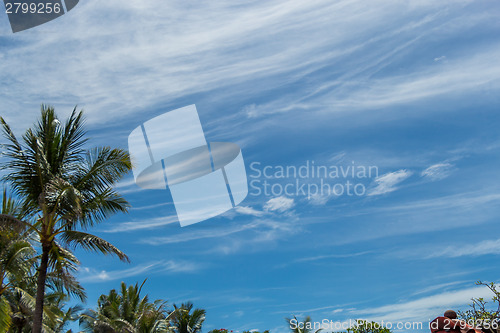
[3,286,81,333]
[0,189,36,297]
[0,106,132,257]
[209,329,231,333]
[171,302,206,333]
[0,105,132,332]
[80,280,173,333]
[0,296,12,332]
[458,281,500,333]
[0,190,36,332]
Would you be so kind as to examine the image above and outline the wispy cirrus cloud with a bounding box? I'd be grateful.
[349,284,494,323]
[79,260,202,283]
[367,169,412,196]
[421,162,454,180]
[276,251,372,269]
[264,196,295,213]
[231,197,297,217]
[371,192,500,215]
[103,215,178,233]
[426,238,500,259]
[140,217,299,249]
[1,0,498,141]
[235,205,266,217]
[307,193,335,206]
[293,251,372,263]
[410,280,469,296]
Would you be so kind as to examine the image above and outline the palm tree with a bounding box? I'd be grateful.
[171,302,206,333]
[1,190,85,333]
[80,280,174,332]
[0,190,35,297]
[0,190,36,332]
[4,273,83,333]
[46,292,82,333]
[0,106,132,333]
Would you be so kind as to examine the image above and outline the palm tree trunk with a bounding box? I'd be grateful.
[32,243,50,333]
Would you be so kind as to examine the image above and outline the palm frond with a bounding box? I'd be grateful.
[0,295,12,332]
[60,230,130,262]
[0,213,32,234]
[75,146,132,191]
[12,286,36,313]
[74,188,130,230]
[46,270,86,303]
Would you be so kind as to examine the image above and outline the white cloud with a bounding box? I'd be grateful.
[411,281,469,296]
[275,305,351,315]
[1,0,497,142]
[235,205,266,217]
[427,238,500,258]
[349,284,494,323]
[242,104,260,118]
[294,251,372,263]
[130,202,173,211]
[140,222,253,245]
[275,251,371,269]
[79,260,201,283]
[318,48,500,112]
[329,152,347,164]
[264,196,295,213]
[372,192,500,214]
[103,215,178,233]
[140,218,293,246]
[329,191,500,245]
[307,193,333,206]
[367,169,412,196]
[421,162,454,180]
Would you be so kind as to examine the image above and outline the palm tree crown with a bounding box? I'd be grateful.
[80,280,173,333]
[0,106,132,333]
[171,302,206,333]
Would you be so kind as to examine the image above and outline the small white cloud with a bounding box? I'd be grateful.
[242,104,259,118]
[235,205,266,217]
[96,271,110,281]
[434,55,447,62]
[421,162,454,180]
[367,169,412,196]
[264,196,295,213]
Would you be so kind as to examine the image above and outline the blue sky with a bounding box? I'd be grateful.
[1,0,500,332]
